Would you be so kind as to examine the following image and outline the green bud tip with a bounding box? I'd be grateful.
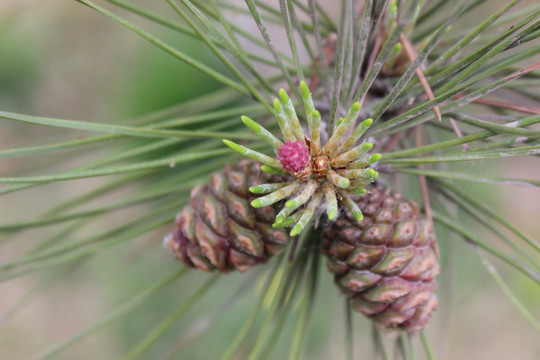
[279,89,290,104]
[300,81,310,99]
[272,221,285,228]
[249,186,261,193]
[283,218,296,226]
[241,116,260,133]
[351,102,361,112]
[367,168,376,177]
[393,43,402,52]
[373,171,379,180]
[350,188,367,195]
[273,221,289,228]
[342,178,350,188]
[222,139,246,154]
[273,98,282,112]
[369,153,382,162]
[261,165,280,174]
[290,224,302,237]
[353,211,364,221]
[337,117,344,126]
[285,199,297,209]
[312,110,320,118]
[362,118,373,128]
[274,217,294,228]
[251,199,262,208]
[275,214,285,224]
[362,142,373,150]
[328,208,337,220]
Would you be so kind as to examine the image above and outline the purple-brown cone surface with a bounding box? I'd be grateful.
[322,186,440,332]
[164,160,291,273]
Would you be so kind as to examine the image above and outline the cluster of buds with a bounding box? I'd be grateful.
[223,82,380,236]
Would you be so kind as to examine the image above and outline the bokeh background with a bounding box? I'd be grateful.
[1,0,539,359]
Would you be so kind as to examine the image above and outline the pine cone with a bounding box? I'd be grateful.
[164,160,291,273]
[322,186,440,332]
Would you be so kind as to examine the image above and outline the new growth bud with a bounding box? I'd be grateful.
[224,84,379,236]
[277,140,311,173]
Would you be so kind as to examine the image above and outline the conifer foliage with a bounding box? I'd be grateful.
[1,0,540,358]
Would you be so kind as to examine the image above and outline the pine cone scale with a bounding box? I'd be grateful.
[360,223,393,245]
[346,246,386,269]
[361,276,414,303]
[338,270,382,292]
[225,192,255,228]
[195,190,228,238]
[371,247,416,276]
[326,258,349,275]
[228,220,264,257]
[194,217,228,270]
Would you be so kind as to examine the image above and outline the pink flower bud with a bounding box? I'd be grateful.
[277,140,310,173]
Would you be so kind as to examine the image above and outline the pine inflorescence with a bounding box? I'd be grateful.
[223,83,380,237]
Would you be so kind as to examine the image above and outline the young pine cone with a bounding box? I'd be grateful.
[164,160,291,273]
[322,186,440,332]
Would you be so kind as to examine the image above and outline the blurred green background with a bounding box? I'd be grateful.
[1,1,539,359]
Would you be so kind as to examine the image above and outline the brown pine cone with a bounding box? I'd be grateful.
[322,186,440,332]
[164,160,291,273]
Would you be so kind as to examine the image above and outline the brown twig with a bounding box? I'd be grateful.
[399,33,442,121]
[454,95,540,115]
[357,0,365,16]
[413,125,438,258]
[379,131,404,154]
[448,117,469,151]
[400,32,445,217]
[504,61,540,81]
[415,127,433,224]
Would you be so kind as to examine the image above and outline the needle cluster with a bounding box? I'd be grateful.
[224,82,381,236]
